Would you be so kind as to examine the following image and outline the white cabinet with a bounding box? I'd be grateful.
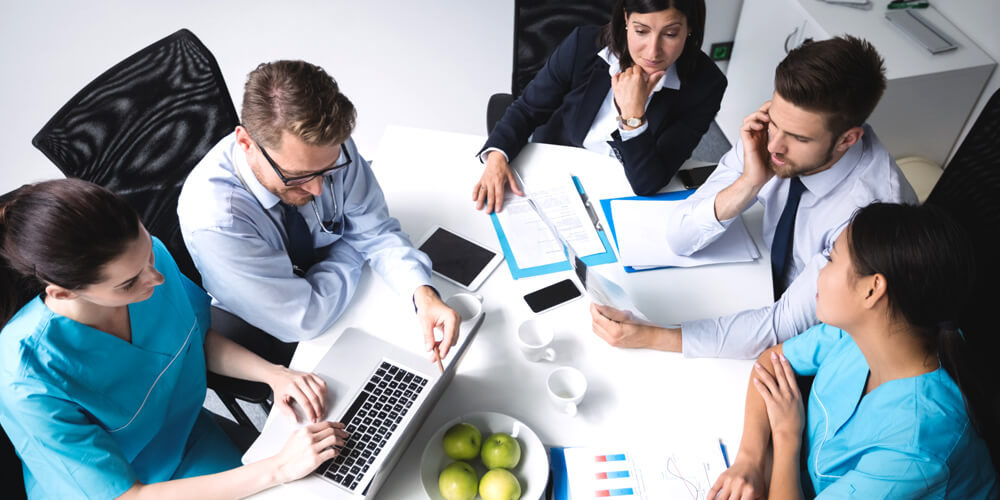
[717,0,996,166]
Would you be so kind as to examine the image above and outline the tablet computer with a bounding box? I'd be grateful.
[416,226,503,291]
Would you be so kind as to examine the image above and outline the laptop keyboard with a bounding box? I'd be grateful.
[317,360,428,490]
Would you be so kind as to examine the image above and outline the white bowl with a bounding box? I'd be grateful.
[420,411,548,500]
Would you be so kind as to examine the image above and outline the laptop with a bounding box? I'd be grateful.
[242,294,484,498]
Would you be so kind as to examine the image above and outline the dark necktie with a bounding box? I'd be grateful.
[771,177,806,298]
[281,202,316,276]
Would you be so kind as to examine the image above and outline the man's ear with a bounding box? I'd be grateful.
[44,283,78,301]
[835,126,864,153]
[234,125,254,153]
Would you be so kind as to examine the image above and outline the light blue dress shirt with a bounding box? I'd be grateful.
[784,324,998,499]
[665,126,918,358]
[178,133,432,342]
[0,238,242,499]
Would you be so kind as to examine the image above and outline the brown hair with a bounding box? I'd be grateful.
[240,60,357,148]
[602,0,706,83]
[775,35,886,138]
[0,179,140,325]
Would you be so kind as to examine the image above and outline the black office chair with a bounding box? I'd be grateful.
[923,87,1000,423]
[31,29,277,433]
[487,0,615,134]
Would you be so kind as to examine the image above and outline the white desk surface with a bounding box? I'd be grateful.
[250,126,774,499]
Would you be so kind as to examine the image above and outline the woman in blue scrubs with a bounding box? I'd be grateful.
[709,203,999,499]
[0,179,347,499]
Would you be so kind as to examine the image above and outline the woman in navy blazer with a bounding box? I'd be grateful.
[474,0,727,211]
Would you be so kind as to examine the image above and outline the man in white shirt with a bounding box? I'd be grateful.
[178,60,459,366]
[590,36,917,359]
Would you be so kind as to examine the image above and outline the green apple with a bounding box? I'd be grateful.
[480,432,521,469]
[438,461,478,500]
[479,468,522,500]
[442,422,482,460]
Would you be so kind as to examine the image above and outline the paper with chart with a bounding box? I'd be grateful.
[610,199,759,268]
[562,439,728,500]
[494,174,604,268]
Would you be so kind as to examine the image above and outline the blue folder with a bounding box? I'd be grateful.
[599,189,694,273]
[490,176,617,280]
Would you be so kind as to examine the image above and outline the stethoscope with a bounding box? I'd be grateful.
[233,160,342,241]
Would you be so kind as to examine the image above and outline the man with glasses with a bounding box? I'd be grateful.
[178,60,459,372]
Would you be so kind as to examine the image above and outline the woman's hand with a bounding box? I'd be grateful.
[273,422,348,483]
[268,366,329,424]
[611,65,665,128]
[707,458,766,500]
[473,150,523,214]
[753,351,805,441]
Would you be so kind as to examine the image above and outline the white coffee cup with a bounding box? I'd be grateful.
[546,367,587,416]
[445,292,483,322]
[517,318,556,362]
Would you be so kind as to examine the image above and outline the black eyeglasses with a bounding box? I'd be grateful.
[257,143,352,186]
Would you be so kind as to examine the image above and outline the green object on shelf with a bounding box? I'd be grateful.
[888,0,929,9]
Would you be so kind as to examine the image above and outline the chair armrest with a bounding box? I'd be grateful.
[207,372,272,404]
[487,93,515,134]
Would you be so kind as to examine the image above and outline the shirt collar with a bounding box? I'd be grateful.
[598,46,680,93]
[799,132,865,198]
[235,144,282,210]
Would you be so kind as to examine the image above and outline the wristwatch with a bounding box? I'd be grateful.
[617,114,645,128]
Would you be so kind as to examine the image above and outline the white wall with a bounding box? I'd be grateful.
[0,0,513,194]
[935,0,1000,161]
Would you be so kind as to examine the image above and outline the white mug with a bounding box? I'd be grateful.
[445,292,483,322]
[517,318,556,362]
[546,367,587,416]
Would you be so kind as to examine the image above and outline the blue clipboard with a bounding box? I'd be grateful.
[490,176,617,280]
[599,190,694,273]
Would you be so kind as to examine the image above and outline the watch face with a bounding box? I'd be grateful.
[626,117,642,127]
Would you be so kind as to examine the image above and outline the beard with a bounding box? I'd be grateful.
[769,141,837,178]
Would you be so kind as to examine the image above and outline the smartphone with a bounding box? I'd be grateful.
[677,164,718,190]
[523,279,582,313]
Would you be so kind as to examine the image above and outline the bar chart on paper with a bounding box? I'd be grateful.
[562,443,727,499]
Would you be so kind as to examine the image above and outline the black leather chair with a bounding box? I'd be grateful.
[31,29,277,433]
[923,88,1000,447]
[487,0,615,133]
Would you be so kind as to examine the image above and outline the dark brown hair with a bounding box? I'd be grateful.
[775,35,886,138]
[602,0,706,82]
[0,179,140,325]
[849,202,999,474]
[241,60,357,148]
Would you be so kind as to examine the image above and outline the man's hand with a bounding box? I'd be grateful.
[739,101,775,189]
[473,151,523,214]
[753,351,805,442]
[414,286,461,363]
[611,65,664,128]
[589,303,681,351]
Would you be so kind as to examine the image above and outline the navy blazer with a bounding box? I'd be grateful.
[482,25,727,196]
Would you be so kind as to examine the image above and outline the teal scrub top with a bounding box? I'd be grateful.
[784,323,998,499]
[0,237,241,499]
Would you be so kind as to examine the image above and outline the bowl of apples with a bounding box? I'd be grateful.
[420,411,548,500]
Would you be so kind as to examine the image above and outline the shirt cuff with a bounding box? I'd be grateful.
[697,192,736,229]
[616,121,648,141]
[479,148,509,164]
[679,318,723,358]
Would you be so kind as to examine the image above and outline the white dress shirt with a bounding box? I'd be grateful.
[481,46,679,164]
[665,125,917,358]
[177,133,432,342]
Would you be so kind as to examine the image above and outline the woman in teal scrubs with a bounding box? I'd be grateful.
[0,179,347,498]
[709,203,999,499]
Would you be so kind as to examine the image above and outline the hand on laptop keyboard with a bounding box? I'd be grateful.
[273,421,350,483]
[268,367,329,423]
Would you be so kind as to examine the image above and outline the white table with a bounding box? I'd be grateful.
[251,126,774,499]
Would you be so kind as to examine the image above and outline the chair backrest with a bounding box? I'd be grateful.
[924,88,1000,375]
[32,29,240,285]
[510,0,615,98]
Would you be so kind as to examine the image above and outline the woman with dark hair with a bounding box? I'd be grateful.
[709,203,999,499]
[474,0,726,210]
[0,179,346,498]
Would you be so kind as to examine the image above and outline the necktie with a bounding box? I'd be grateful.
[771,177,806,298]
[281,202,316,276]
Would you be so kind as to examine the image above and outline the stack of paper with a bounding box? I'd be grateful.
[609,199,759,268]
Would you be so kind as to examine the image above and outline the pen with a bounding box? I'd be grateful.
[719,438,730,468]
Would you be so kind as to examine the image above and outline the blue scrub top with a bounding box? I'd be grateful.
[784,323,998,499]
[0,237,241,499]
